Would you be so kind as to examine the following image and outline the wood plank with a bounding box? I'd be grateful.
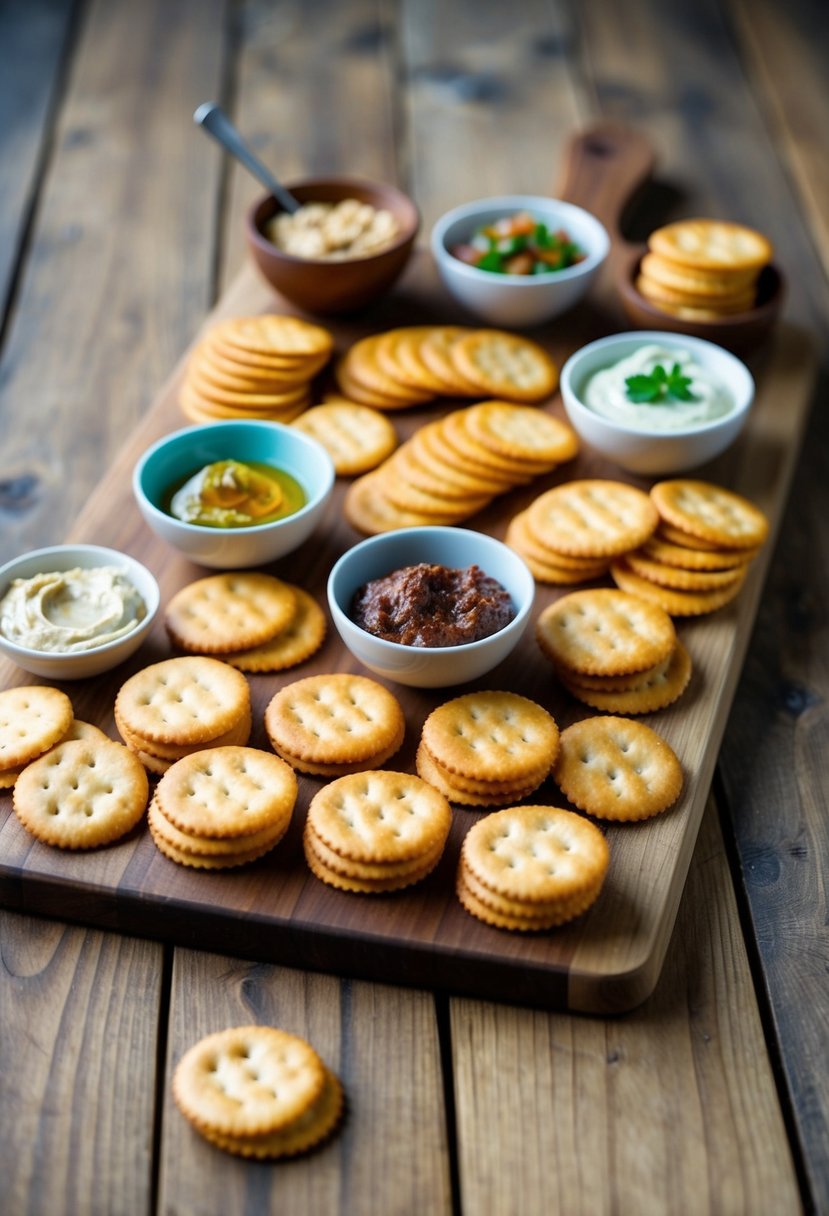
[157,954,452,1214]
[450,798,801,1216]
[0,0,77,324]
[0,0,227,568]
[1,911,162,1216]
[0,247,815,1013]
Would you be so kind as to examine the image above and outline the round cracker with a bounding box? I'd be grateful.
[421,691,558,784]
[553,716,683,821]
[526,480,659,558]
[154,746,297,840]
[451,330,558,403]
[650,480,769,550]
[561,640,692,714]
[535,588,676,677]
[265,674,405,767]
[218,315,334,358]
[292,403,398,475]
[648,218,773,271]
[13,738,148,848]
[0,686,74,770]
[115,656,250,747]
[464,401,578,464]
[165,572,297,654]
[223,588,326,673]
[610,559,748,616]
[198,1069,344,1159]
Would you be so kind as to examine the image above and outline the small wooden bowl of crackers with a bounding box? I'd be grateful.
[619,218,784,353]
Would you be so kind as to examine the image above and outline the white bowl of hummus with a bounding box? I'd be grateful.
[560,331,755,474]
[0,545,159,679]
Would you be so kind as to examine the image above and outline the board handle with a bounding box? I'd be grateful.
[556,123,655,249]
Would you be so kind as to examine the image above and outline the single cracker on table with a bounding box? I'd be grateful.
[553,716,683,822]
[115,656,251,747]
[13,738,149,849]
[264,674,405,771]
[173,1024,344,1159]
[535,588,676,677]
[0,685,74,771]
[165,572,297,654]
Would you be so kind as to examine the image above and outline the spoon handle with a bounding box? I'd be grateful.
[193,102,300,214]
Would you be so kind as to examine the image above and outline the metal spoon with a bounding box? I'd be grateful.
[193,102,300,214]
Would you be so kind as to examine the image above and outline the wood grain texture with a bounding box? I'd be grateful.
[157,953,452,1215]
[0,0,77,322]
[0,911,162,1216]
[450,799,801,1216]
[0,0,227,567]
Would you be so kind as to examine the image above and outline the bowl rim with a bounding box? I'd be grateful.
[327,526,536,659]
[133,419,336,536]
[560,329,755,439]
[430,193,611,286]
[0,543,160,661]
[246,176,421,267]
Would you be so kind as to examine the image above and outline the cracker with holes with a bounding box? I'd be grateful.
[115,657,251,774]
[451,330,558,402]
[456,805,609,930]
[148,745,296,868]
[222,588,326,674]
[650,480,769,550]
[553,716,683,822]
[535,588,676,678]
[526,479,659,559]
[0,685,74,773]
[303,770,451,893]
[165,572,297,655]
[559,641,693,715]
[264,674,405,775]
[173,1025,344,1159]
[464,401,579,465]
[13,738,149,849]
[417,691,558,807]
[292,402,398,475]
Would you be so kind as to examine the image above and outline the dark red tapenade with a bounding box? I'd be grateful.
[351,563,514,647]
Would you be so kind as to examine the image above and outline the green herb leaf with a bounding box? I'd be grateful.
[625,362,699,405]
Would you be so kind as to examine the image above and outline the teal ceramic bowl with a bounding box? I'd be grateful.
[133,420,335,568]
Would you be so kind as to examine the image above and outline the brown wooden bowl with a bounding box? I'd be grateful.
[617,251,785,354]
[246,178,419,315]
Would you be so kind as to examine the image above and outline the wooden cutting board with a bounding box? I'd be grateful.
[0,144,817,1011]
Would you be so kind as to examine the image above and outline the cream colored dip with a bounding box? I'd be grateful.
[266,199,398,260]
[583,344,734,431]
[0,567,146,653]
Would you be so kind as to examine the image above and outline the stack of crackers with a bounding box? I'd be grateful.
[180,315,333,423]
[416,691,559,807]
[553,717,683,822]
[173,1026,343,1159]
[115,656,252,775]
[456,805,610,931]
[303,770,451,893]
[165,573,326,673]
[148,745,297,869]
[265,674,405,775]
[336,325,558,407]
[346,401,578,533]
[536,588,692,714]
[611,479,768,616]
[507,479,659,584]
[637,219,773,322]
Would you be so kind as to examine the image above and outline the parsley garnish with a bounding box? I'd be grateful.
[625,362,697,404]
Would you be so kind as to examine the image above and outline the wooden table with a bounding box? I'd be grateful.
[1,2,827,1213]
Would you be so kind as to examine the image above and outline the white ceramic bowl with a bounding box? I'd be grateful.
[431,194,610,327]
[327,527,535,688]
[133,420,335,569]
[560,330,755,475]
[0,544,160,680]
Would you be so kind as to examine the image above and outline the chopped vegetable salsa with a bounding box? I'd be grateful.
[450,212,586,276]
